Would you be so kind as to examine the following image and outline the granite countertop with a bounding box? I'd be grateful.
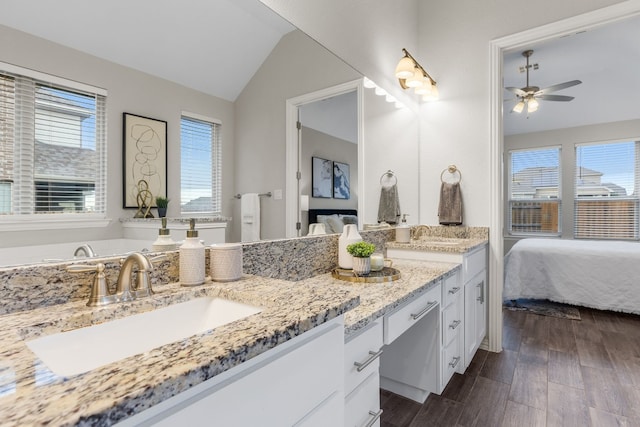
[0,276,358,426]
[303,259,461,336]
[0,259,460,425]
[386,237,488,254]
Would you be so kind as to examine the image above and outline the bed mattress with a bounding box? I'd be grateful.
[503,238,640,314]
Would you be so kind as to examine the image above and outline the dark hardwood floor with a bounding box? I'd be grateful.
[380,306,640,426]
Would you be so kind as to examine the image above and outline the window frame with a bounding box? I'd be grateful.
[180,111,222,216]
[507,146,562,237]
[573,140,639,240]
[0,62,108,231]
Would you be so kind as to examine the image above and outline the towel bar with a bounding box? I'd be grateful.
[234,192,272,199]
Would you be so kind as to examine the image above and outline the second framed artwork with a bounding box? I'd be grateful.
[311,157,350,199]
[333,161,350,199]
[122,113,167,208]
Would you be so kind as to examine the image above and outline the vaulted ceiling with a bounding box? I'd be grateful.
[2,1,638,136]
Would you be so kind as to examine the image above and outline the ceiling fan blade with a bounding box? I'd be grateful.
[536,80,582,95]
[505,87,527,96]
[537,94,574,102]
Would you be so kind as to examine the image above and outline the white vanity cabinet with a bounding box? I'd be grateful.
[387,244,488,371]
[379,282,442,403]
[440,272,464,389]
[117,317,344,427]
[344,320,384,427]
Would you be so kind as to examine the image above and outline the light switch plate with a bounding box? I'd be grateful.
[274,189,283,200]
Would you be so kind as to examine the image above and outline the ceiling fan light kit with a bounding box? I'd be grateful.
[395,48,439,101]
[506,49,581,114]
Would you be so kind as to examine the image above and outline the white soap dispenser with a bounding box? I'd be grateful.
[152,217,177,252]
[395,214,411,243]
[180,218,205,286]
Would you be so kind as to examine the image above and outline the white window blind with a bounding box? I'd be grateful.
[180,115,221,214]
[508,147,561,235]
[574,141,639,240]
[0,68,106,217]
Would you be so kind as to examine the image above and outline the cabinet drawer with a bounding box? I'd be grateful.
[464,246,487,280]
[442,301,462,346]
[344,320,383,395]
[345,372,381,427]
[384,283,441,345]
[442,336,462,387]
[442,273,462,308]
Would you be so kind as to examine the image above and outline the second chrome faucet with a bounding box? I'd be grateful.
[67,252,165,307]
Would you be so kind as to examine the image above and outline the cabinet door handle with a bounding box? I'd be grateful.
[410,301,438,320]
[449,319,461,330]
[354,349,383,372]
[363,409,383,427]
[448,286,460,294]
[449,356,461,368]
[476,281,485,303]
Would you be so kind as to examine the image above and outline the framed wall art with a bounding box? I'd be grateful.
[312,156,333,198]
[333,161,350,199]
[122,113,167,208]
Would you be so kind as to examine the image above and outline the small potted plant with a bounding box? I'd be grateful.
[155,196,169,218]
[346,241,376,275]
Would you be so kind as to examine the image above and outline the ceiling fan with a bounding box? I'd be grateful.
[505,49,581,114]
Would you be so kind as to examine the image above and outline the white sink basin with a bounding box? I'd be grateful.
[26,297,262,377]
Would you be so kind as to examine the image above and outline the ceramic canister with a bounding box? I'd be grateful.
[210,243,243,282]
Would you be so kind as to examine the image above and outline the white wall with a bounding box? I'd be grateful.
[0,24,236,247]
[416,0,625,227]
[362,87,420,226]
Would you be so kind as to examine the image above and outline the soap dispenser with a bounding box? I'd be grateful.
[152,217,177,252]
[180,218,205,286]
[395,214,411,243]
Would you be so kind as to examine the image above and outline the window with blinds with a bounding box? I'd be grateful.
[574,141,639,240]
[0,68,106,217]
[508,147,561,235]
[180,115,221,214]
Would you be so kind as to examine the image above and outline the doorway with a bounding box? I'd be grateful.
[285,79,363,238]
[488,3,640,353]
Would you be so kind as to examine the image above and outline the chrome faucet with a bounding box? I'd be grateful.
[74,244,96,258]
[67,252,165,307]
[116,252,156,301]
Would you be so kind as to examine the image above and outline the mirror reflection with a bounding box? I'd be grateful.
[0,1,419,267]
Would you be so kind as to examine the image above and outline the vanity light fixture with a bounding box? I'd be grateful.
[395,48,438,102]
[362,77,406,109]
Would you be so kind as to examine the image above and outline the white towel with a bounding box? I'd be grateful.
[241,193,261,242]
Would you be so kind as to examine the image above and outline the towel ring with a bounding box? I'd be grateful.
[440,165,461,184]
[380,170,397,186]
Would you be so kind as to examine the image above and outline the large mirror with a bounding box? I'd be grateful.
[0,0,419,266]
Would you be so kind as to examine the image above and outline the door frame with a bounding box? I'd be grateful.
[285,79,364,238]
[488,1,640,352]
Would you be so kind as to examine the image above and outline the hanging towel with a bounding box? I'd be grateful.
[241,193,261,242]
[438,182,463,225]
[377,184,401,224]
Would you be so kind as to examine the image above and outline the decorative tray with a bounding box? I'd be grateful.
[331,267,401,283]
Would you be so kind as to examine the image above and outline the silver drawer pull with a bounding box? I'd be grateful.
[448,286,460,294]
[449,319,461,330]
[476,281,485,303]
[354,349,383,372]
[410,301,438,320]
[363,409,383,427]
[449,356,461,368]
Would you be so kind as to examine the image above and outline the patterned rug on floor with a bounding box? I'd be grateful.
[503,299,581,320]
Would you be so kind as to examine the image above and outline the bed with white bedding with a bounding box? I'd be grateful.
[503,238,640,314]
